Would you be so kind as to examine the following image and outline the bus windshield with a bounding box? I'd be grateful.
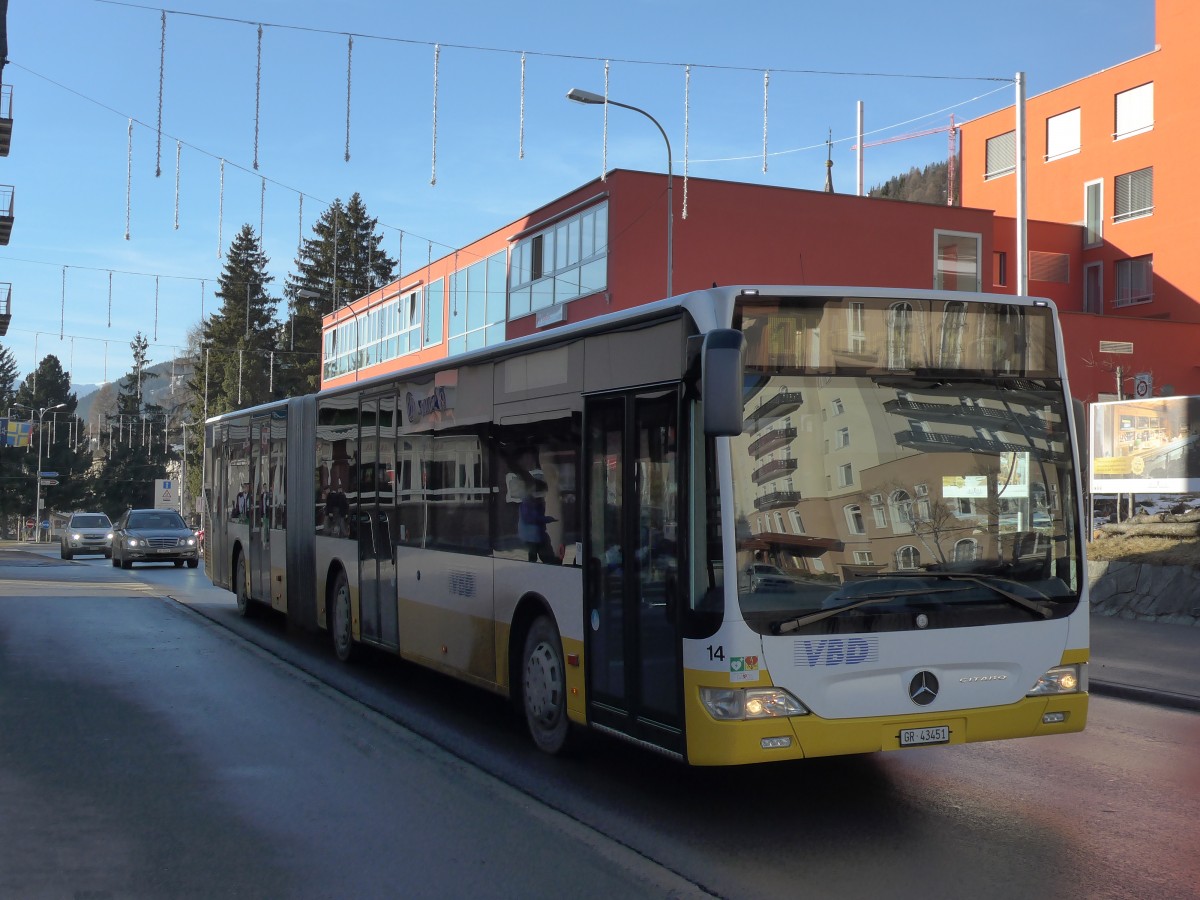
[729,294,1082,636]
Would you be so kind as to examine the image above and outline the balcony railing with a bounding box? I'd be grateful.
[883,396,1049,433]
[0,282,10,337]
[745,390,803,432]
[754,489,802,511]
[747,426,797,457]
[894,429,1064,460]
[752,457,798,485]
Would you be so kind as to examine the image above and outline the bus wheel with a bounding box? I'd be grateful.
[331,570,358,663]
[235,552,255,618]
[521,616,571,755]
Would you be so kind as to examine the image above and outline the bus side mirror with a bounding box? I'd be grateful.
[702,329,745,436]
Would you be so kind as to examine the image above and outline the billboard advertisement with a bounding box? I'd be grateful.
[1089,395,1200,493]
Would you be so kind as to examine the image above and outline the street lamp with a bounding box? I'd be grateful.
[33,402,66,543]
[294,287,322,351]
[567,87,673,299]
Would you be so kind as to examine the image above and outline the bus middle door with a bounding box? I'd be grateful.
[358,396,399,650]
[585,388,685,757]
[248,413,271,602]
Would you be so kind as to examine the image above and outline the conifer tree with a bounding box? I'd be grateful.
[279,193,396,395]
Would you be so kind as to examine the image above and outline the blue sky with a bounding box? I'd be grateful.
[2,0,1156,389]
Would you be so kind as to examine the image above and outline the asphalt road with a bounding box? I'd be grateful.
[3,550,1198,899]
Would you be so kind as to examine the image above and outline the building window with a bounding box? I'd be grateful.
[1045,108,1081,161]
[934,231,982,292]
[938,301,967,370]
[845,504,866,535]
[890,490,914,534]
[424,278,444,348]
[774,511,785,533]
[847,302,866,354]
[1029,251,1070,284]
[993,252,1007,288]
[886,302,913,369]
[1115,82,1153,140]
[896,545,921,570]
[448,250,507,355]
[1084,179,1103,247]
[835,427,849,449]
[1115,255,1153,307]
[985,131,1015,179]
[510,200,608,318]
[831,398,845,416]
[838,463,853,487]
[954,539,978,562]
[788,509,805,534]
[1114,168,1153,223]
[1085,262,1103,314]
[853,550,874,565]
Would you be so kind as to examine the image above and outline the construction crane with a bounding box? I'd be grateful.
[852,116,958,206]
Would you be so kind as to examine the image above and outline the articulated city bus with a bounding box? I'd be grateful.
[202,285,1088,765]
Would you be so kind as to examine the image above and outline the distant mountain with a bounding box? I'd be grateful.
[75,357,194,424]
[869,160,956,206]
[70,382,104,400]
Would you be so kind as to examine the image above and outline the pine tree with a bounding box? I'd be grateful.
[279,193,396,395]
[192,225,279,417]
[93,334,173,516]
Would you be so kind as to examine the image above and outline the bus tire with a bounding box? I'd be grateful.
[331,570,358,663]
[521,615,572,755]
[234,552,256,618]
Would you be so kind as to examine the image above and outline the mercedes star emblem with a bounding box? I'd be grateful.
[909,671,939,706]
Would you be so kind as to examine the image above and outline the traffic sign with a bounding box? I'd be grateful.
[38,479,58,486]
[38,471,59,478]
[25,517,34,528]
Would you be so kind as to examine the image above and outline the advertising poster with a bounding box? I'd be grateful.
[1089,395,1200,493]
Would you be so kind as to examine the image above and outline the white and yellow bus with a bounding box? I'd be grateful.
[202,285,1088,765]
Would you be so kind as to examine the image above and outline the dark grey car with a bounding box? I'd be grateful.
[111,508,200,569]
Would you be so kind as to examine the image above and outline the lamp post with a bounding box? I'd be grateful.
[567,87,673,299]
[33,402,66,543]
[294,288,322,351]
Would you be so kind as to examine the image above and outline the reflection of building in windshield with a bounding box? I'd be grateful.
[731,296,1071,585]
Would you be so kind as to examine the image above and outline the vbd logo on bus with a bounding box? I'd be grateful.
[405,386,451,424]
[793,637,880,667]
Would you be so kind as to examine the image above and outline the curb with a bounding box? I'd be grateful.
[1089,680,1200,713]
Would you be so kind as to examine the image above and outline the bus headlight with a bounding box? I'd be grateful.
[1027,664,1084,696]
[699,686,808,720]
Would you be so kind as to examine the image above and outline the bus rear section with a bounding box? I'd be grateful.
[676,290,1087,765]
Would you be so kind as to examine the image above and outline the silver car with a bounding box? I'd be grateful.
[60,512,114,560]
[111,508,200,569]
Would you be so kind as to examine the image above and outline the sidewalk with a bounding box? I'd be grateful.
[1,541,1197,712]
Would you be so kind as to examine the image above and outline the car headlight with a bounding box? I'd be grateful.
[186,537,197,547]
[1027,664,1085,696]
[71,532,82,540]
[106,532,114,540]
[125,538,142,548]
[699,686,808,720]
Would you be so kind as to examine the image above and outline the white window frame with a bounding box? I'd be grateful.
[853,550,875,565]
[1084,179,1104,248]
[838,463,853,487]
[934,230,982,293]
[844,504,866,535]
[985,131,1015,180]
[1114,167,1153,223]
[896,545,921,570]
[1045,108,1081,161]
[1115,83,1153,140]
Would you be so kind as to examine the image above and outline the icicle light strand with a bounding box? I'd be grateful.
[107,271,113,327]
[430,44,440,185]
[217,158,225,258]
[156,10,166,177]
[683,65,690,221]
[518,52,526,159]
[154,275,160,340]
[602,60,609,182]
[344,35,353,162]
[125,119,133,240]
[260,175,266,238]
[253,24,263,170]
[398,230,403,279]
[762,70,770,173]
[297,194,303,257]
[60,266,66,339]
[174,139,181,229]
[200,279,205,319]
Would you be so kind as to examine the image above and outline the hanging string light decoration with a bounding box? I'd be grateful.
[217,158,225,258]
[174,140,181,229]
[762,70,770,173]
[125,118,133,240]
[519,52,526,160]
[200,279,206,320]
[153,276,160,341]
[430,43,440,185]
[602,60,610,182]
[60,266,66,339]
[397,230,403,279]
[155,11,166,178]
[344,34,353,163]
[683,64,690,221]
[297,194,303,258]
[254,24,263,170]
[260,175,266,239]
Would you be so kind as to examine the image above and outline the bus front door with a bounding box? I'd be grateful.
[358,397,399,650]
[585,389,684,757]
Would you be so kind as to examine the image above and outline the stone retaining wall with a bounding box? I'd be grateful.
[1087,560,1200,625]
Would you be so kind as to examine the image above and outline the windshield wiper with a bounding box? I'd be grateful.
[852,571,1055,620]
[776,587,968,634]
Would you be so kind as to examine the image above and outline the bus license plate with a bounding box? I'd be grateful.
[900,726,950,747]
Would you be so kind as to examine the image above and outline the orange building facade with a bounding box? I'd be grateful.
[960,0,1200,402]
[322,0,1200,405]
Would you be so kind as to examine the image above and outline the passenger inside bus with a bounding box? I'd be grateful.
[515,472,560,564]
